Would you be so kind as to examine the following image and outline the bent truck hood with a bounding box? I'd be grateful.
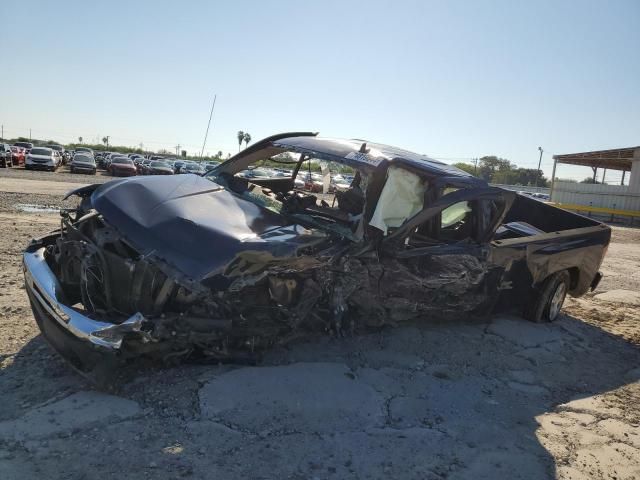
[87,175,327,282]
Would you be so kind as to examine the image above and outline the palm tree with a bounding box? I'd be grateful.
[216,150,223,159]
[237,131,244,152]
[102,136,109,147]
[243,133,251,149]
[78,136,83,144]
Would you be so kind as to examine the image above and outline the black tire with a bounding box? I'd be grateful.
[523,271,570,323]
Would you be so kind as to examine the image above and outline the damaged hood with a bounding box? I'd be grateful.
[88,175,326,281]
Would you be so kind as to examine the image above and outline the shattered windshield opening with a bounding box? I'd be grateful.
[209,150,365,241]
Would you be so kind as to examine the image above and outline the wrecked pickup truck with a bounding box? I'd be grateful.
[23,132,611,376]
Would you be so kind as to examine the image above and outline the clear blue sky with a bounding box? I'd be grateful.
[1,0,639,181]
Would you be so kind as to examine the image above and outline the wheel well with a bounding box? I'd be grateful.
[567,267,580,290]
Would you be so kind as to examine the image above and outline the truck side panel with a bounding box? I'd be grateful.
[488,193,610,315]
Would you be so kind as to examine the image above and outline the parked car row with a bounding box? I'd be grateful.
[1,142,223,177]
[0,142,68,171]
[517,190,551,201]
[1,143,34,168]
[0,144,15,167]
[236,167,354,193]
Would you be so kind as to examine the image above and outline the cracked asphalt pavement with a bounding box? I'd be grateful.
[0,169,639,479]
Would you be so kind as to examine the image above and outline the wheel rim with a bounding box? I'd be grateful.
[549,282,567,321]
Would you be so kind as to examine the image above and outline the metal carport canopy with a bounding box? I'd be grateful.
[552,146,639,172]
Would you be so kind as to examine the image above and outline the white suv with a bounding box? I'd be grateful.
[25,147,60,171]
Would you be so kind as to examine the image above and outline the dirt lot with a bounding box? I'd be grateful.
[0,170,639,479]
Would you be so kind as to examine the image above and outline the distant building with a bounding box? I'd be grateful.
[551,146,640,221]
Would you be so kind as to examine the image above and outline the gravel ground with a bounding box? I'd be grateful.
[0,164,114,185]
[0,165,113,214]
[0,177,639,479]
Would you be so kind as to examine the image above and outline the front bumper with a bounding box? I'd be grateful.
[71,164,96,173]
[23,247,145,372]
[26,160,56,170]
[111,169,137,177]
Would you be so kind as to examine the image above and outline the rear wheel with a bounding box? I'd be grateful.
[523,271,570,323]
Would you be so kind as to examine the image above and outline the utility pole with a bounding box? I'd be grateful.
[175,144,181,156]
[1,124,3,140]
[29,129,32,141]
[535,147,543,187]
[474,157,478,175]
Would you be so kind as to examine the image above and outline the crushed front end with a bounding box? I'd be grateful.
[23,205,338,374]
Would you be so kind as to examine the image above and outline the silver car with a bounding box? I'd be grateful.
[70,153,97,175]
[25,147,60,171]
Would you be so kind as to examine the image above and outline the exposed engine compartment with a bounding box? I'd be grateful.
[43,208,493,365]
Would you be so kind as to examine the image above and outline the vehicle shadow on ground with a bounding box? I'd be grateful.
[1,313,639,479]
[0,334,84,423]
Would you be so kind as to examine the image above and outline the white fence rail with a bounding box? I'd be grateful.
[551,181,640,212]
[491,184,550,195]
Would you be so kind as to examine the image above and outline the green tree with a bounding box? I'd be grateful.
[237,131,244,152]
[452,162,477,175]
[78,136,83,144]
[477,156,513,182]
[457,156,550,187]
[243,132,251,149]
[580,177,601,184]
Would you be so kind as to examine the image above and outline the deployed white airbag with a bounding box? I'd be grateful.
[441,201,471,227]
[369,166,426,234]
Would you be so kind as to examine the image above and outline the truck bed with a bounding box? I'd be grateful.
[490,193,611,299]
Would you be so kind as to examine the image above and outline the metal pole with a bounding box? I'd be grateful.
[535,147,543,187]
[550,158,558,201]
[602,168,607,184]
[621,170,626,186]
[200,94,217,158]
